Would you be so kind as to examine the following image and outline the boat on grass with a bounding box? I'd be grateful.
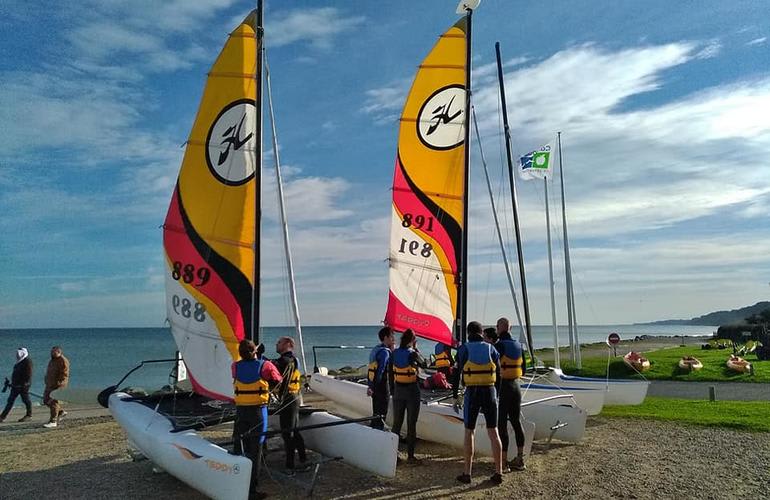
[100,7,397,498]
[623,352,651,372]
[726,355,752,374]
[678,356,703,372]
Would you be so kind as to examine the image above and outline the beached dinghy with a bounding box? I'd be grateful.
[726,355,752,374]
[103,7,397,496]
[678,356,703,372]
[623,352,651,372]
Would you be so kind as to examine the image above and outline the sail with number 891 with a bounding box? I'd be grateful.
[384,18,467,346]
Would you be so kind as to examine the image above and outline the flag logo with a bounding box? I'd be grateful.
[519,143,553,180]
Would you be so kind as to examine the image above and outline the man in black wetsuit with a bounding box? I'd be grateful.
[495,317,527,471]
[367,327,395,430]
[274,336,306,470]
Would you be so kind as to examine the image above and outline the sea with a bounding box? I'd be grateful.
[0,324,715,406]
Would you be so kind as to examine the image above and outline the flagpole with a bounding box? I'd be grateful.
[544,176,560,369]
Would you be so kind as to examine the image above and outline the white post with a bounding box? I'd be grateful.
[544,177,560,368]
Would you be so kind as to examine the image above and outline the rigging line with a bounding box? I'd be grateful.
[265,50,307,375]
[471,106,525,337]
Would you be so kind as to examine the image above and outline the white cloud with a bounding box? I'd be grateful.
[267,7,365,49]
[747,37,767,46]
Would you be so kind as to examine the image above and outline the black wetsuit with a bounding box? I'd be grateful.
[495,333,526,452]
[391,348,427,458]
[274,351,306,468]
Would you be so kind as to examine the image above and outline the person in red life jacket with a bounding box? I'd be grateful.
[391,329,427,463]
[453,321,504,485]
[0,348,33,423]
[495,317,527,471]
[232,339,282,496]
[273,336,306,470]
[367,327,394,430]
[432,342,454,378]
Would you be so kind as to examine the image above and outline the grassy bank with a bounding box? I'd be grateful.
[558,346,770,382]
[602,397,770,432]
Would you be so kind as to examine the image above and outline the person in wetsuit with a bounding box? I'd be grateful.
[453,321,504,485]
[0,348,33,423]
[367,327,394,430]
[495,317,527,471]
[232,340,282,496]
[391,329,427,463]
[274,336,307,470]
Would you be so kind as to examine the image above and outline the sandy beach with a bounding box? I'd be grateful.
[2,335,768,499]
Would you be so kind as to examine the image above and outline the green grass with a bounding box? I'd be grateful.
[557,346,770,383]
[602,397,770,432]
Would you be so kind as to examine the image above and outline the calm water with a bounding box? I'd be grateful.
[0,324,714,405]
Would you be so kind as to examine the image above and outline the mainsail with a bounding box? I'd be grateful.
[163,12,258,400]
[384,19,468,345]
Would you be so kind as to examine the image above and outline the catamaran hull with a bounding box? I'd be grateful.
[537,368,650,405]
[297,411,398,477]
[109,392,251,500]
[520,382,606,415]
[310,372,587,447]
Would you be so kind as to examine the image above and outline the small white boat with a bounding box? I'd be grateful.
[623,351,651,372]
[678,356,703,372]
[726,355,751,374]
[525,367,650,406]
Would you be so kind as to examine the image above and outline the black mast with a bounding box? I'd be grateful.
[459,6,473,345]
[251,1,264,343]
[495,41,535,361]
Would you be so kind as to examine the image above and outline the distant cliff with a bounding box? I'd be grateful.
[640,301,770,326]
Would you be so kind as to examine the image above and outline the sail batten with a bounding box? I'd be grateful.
[163,12,259,400]
[384,19,467,345]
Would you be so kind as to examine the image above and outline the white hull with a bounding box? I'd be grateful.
[298,411,398,477]
[109,392,251,500]
[520,381,606,415]
[530,368,650,406]
[309,372,587,447]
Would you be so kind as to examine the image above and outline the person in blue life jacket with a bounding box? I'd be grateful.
[274,336,306,470]
[391,329,428,463]
[367,326,395,430]
[432,341,454,377]
[495,317,527,471]
[453,321,504,485]
[232,339,282,497]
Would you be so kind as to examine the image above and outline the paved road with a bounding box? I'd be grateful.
[649,380,770,401]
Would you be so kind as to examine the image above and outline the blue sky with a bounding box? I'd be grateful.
[1,0,769,329]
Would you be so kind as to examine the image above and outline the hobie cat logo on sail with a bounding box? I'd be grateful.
[416,85,466,150]
[205,99,257,185]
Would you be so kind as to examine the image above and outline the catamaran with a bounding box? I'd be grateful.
[310,0,587,448]
[99,6,397,499]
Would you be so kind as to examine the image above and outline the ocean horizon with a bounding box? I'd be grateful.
[0,324,715,405]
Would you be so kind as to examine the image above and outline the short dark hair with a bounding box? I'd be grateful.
[467,321,482,336]
[400,329,415,349]
[483,327,498,342]
[239,340,257,360]
[378,326,393,342]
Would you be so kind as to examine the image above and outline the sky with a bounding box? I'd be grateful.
[1,0,769,329]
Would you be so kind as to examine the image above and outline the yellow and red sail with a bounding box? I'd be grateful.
[163,12,258,400]
[385,19,467,345]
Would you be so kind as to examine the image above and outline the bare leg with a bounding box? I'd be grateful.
[486,427,503,474]
[463,428,475,476]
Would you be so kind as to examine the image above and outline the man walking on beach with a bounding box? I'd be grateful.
[495,317,527,471]
[0,348,33,423]
[43,346,69,428]
[453,321,504,485]
[233,339,282,498]
[274,336,306,470]
[367,327,394,430]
